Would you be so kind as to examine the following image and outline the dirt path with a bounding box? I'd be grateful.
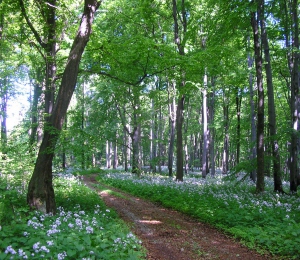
[82,175,275,260]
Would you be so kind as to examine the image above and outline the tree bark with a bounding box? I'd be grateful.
[29,73,43,148]
[168,81,176,177]
[235,88,242,165]
[208,78,216,177]
[176,94,185,181]
[172,0,187,181]
[222,99,229,175]
[289,0,300,192]
[248,35,257,182]
[260,1,283,192]
[251,4,265,193]
[202,75,208,178]
[0,78,8,157]
[27,0,101,214]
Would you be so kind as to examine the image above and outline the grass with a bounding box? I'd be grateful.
[0,171,146,260]
[97,170,300,259]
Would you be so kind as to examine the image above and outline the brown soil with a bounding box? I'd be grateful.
[82,174,276,260]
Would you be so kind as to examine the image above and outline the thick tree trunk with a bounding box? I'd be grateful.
[251,6,265,193]
[27,0,101,214]
[172,0,187,181]
[260,0,283,192]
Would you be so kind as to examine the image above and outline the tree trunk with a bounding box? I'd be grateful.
[29,70,43,148]
[235,88,242,165]
[176,94,185,181]
[168,81,176,177]
[251,5,265,193]
[172,0,187,181]
[289,0,300,192]
[208,78,216,177]
[0,78,8,157]
[183,98,190,175]
[113,136,118,169]
[131,89,141,175]
[123,126,128,172]
[131,124,141,175]
[260,1,283,192]
[222,101,229,175]
[27,0,101,214]
[248,35,257,182]
[106,141,111,169]
[202,75,208,178]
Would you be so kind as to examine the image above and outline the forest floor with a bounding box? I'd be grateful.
[82,174,277,260]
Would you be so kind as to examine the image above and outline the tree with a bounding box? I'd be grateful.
[251,0,265,193]
[289,0,300,193]
[202,74,208,178]
[260,0,283,192]
[172,0,187,182]
[27,0,101,214]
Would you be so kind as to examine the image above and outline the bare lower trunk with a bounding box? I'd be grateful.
[176,94,185,181]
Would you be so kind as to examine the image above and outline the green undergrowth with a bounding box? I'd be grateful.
[97,171,300,259]
[0,172,146,260]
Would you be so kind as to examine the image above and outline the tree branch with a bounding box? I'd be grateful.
[19,0,47,49]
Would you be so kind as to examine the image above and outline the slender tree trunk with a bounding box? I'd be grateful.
[131,90,141,175]
[289,0,300,192]
[183,98,190,174]
[202,74,208,178]
[123,127,128,171]
[62,116,67,169]
[168,81,176,177]
[131,124,141,175]
[113,134,118,169]
[235,88,242,165]
[106,141,111,169]
[0,78,8,158]
[29,72,43,148]
[248,35,257,182]
[222,101,229,175]
[27,0,101,214]
[208,78,216,177]
[251,5,265,193]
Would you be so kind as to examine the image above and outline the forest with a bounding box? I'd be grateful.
[0,0,300,259]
